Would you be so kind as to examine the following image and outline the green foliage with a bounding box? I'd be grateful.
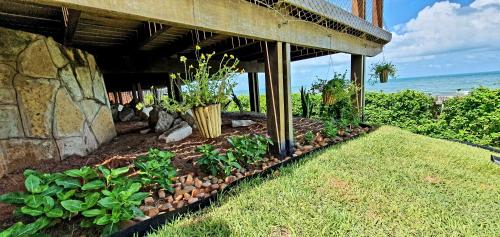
[369,61,397,84]
[304,131,315,145]
[365,88,499,147]
[134,148,177,191]
[195,144,241,176]
[322,120,339,138]
[0,165,147,236]
[227,134,273,164]
[161,47,242,113]
[365,90,436,133]
[300,86,314,118]
[136,93,155,111]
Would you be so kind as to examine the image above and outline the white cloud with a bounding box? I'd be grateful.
[470,0,500,9]
[385,0,500,61]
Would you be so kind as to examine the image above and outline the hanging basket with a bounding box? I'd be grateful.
[322,92,336,105]
[379,70,389,83]
[192,103,222,138]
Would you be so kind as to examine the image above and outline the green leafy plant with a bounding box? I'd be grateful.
[0,165,146,237]
[161,46,243,113]
[323,120,339,138]
[369,61,397,84]
[300,86,314,118]
[134,148,177,191]
[135,93,155,111]
[227,134,273,164]
[304,131,315,145]
[195,144,241,176]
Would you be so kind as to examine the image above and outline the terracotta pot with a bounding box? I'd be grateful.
[322,92,336,105]
[379,70,389,83]
[192,103,222,138]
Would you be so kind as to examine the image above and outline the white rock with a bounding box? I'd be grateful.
[140,128,151,134]
[118,104,124,112]
[141,106,154,119]
[159,124,192,143]
[231,120,256,127]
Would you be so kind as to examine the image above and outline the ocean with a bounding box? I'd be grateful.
[233,71,500,96]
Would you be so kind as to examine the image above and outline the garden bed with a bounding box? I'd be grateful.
[0,113,371,236]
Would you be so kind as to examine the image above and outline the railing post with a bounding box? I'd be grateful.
[352,0,366,19]
[373,0,383,28]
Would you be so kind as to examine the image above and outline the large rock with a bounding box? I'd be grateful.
[155,111,174,133]
[53,89,85,138]
[0,27,39,63]
[91,106,116,144]
[81,99,100,121]
[87,54,97,82]
[59,65,83,101]
[119,107,135,122]
[0,139,59,175]
[75,66,93,98]
[92,72,107,104]
[46,37,69,68]
[0,88,16,105]
[18,39,57,79]
[0,105,24,139]
[56,124,98,158]
[148,107,160,128]
[180,109,197,128]
[159,123,192,143]
[14,75,59,138]
[111,105,119,121]
[0,64,15,88]
[140,107,154,120]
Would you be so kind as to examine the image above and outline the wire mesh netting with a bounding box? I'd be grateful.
[242,0,390,44]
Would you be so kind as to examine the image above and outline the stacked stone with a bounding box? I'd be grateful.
[0,27,116,178]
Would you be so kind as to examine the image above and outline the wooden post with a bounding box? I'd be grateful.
[118,91,123,105]
[264,41,294,158]
[352,0,366,19]
[351,54,365,120]
[131,84,138,102]
[248,72,260,112]
[136,83,144,102]
[373,0,383,28]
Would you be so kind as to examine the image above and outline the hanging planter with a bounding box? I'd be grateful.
[322,91,336,105]
[160,46,242,139]
[193,103,222,138]
[370,61,397,84]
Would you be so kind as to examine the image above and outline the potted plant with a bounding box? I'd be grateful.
[163,46,242,138]
[370,61,397,83]
[320,72,349,106]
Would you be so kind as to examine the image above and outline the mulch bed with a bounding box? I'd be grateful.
[0,113,368,236]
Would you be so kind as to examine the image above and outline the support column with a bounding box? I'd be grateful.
[131,84,138,102]
[351,54,365,120]
[373,0,383,28]
[248,72,260,113]
[136,83,144,102]
[264,41,294,158]
[352,0,366,19]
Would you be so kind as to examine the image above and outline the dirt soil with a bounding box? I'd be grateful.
[0,113,324,227]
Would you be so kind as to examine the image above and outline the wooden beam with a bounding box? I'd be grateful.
[352,0,366,19]
[248,72,260,113]
[350,54,365,119]
[373,0,383,28]
[32,0,387,56]
[62,7,80,45]
[264,41,294,158]
[136,21,171,50]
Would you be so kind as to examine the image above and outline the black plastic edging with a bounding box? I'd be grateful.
[113,126,374,237]
[446,139,500,154]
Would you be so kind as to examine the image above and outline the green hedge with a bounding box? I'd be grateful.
[227,88,499,147]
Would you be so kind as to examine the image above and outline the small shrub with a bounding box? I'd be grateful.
[134,148,177,192]
[323,120,339,138]
[304,131,315,145]
[196,144,241,176]
[227,134,273,164]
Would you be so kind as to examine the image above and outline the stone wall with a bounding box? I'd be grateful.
[0,27,116,178]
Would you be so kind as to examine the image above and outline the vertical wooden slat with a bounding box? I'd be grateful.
[351,54,365,120]
[373,0,383,27]
[352,0,366,19]
[62,8,81,45]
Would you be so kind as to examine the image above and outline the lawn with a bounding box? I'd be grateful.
[149,126,500,237]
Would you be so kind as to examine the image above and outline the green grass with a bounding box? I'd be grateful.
[149,126,500,237]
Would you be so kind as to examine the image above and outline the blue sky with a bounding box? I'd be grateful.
[234,0,500,93]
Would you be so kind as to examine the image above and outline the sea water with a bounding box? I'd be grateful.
[233,71,500,96]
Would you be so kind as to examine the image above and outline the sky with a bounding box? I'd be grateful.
[292,0,500,79]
